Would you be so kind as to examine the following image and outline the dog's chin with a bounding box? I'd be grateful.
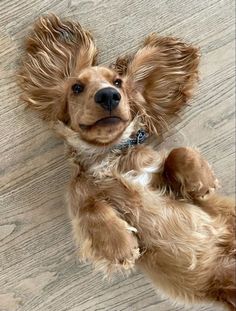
[78,117,129,146]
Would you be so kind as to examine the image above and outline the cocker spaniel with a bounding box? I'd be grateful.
[19,14,235,310]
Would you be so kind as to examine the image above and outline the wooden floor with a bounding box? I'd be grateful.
[0,0,234,310]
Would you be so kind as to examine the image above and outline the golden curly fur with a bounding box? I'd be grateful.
[19,14,235,310]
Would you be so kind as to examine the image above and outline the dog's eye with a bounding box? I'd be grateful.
[72,83,84,94]
[114,78,122,88]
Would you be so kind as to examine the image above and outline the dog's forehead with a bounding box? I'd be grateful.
[79,66,116,82]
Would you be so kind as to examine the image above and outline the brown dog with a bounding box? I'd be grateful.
[19,14,235,310]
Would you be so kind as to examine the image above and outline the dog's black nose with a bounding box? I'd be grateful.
[94,87,121,111]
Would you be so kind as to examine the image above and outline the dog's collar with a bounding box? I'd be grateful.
[112,129,149,151]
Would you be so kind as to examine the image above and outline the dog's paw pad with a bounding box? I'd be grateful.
[194,178,219,200]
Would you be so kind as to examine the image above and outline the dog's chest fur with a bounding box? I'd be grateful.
[121,165,158,187]
[88,147,164,188]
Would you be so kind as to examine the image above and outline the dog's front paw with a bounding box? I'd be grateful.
[117,229,140,268]
[164,147,219,200]
[91,230,140,277]
[186,175,219,200]
[76,218,140,276]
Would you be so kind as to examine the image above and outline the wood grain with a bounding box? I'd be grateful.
[0,0,234,310]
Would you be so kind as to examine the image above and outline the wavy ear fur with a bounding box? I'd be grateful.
[112,34,200,134]
[19,14,97,122]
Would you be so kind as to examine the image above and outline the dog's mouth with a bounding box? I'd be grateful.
[79,116,123,130]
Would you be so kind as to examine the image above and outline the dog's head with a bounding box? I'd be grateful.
[65,66,131,145]
[19,15,200,147]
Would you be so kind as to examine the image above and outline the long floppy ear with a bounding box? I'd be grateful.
[18,14,97,122]
[112,34,200,134]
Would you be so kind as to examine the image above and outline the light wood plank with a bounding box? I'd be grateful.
[0,0,234,310]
